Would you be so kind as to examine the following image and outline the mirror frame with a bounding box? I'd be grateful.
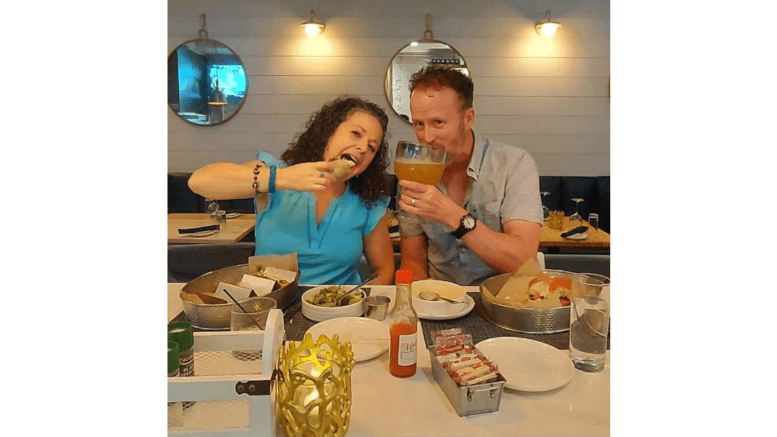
[384,38,470,124]
[168,38,249,127]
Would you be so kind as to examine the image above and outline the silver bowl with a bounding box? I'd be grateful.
[479,270,574,334]
[180,264,299,330]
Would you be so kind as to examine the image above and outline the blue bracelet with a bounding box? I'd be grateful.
[268,166,277,193]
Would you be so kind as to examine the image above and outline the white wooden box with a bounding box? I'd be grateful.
[168,309,284,436]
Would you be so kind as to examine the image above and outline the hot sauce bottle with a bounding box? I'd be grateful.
[389,269,418,377]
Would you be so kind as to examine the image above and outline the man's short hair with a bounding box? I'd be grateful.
[409,66,474,111]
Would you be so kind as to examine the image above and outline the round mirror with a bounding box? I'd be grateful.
[168,39,248,126]
[384,40,470,123]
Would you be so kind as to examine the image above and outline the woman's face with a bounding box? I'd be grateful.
[322,110,384,179]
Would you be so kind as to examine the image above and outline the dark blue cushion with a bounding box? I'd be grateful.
[595,176,610,233]
[562,177,596,219]
[168,173,203,213]
[539,176,563,212]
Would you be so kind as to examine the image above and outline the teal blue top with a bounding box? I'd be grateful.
[254,152,389,285]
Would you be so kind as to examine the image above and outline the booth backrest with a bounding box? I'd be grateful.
[540,176,610,233]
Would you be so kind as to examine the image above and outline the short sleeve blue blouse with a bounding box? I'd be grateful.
[253,152,389,285]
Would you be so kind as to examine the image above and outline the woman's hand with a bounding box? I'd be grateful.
[276,161,340,192]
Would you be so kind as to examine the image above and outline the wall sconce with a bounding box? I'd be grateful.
[301,9,325,36]
[536,10,561,37]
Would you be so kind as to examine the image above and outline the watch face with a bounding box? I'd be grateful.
[463,216,476,228]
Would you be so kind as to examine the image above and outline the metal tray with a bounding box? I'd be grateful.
[428,347,506,416]
[181,264,299,330]
[479,270,574,334]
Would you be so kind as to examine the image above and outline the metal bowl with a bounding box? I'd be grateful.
[479,270,574,334]
[180,264,299,330]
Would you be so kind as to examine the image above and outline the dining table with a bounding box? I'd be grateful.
[168,282,610,436]
[539,217,610,252]
[168,213,257,245]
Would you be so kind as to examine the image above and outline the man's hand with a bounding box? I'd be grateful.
[397,180,464,229]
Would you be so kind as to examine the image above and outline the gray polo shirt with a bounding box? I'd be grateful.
[399,132,542,286]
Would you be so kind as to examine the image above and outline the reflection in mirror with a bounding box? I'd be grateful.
[385,40,470,123]
[168,39,248,126]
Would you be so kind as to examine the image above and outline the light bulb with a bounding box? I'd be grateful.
[304,22,324,36]
[540,23,559,37]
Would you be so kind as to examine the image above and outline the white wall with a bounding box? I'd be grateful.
[168,0,609,176]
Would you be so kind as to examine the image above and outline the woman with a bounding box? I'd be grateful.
[189,96,395,285]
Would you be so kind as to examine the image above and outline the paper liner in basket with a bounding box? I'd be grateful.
[482,258,572,309]
[248,253,299,286]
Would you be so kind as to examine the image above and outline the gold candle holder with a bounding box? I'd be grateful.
[548,210,564,229]
[276,333,356,437]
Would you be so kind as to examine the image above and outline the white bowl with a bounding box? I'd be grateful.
[301,286,366,322]
[411,280,467,315]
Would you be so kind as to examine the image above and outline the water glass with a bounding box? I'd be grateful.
[588,213,599,233]
[213,210,227,230]
[231,297,277,360]
[572,273,610,298]
[569,296,609,372]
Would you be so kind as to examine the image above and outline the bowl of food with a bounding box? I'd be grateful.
[301,286,367,322]
[180,263,299,330]
[411,279,467,316]
[479,270,575,333]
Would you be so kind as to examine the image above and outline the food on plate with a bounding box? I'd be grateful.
[481,258,573,309]
[251,264,294,288]
[527,275,573,306]
[305,286,363,307]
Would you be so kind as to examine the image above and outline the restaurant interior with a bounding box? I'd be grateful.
[165,0,612,435]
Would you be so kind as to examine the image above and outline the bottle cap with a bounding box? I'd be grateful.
[395,269,413,284]
[168,340,180,375]
[168,321,194,351]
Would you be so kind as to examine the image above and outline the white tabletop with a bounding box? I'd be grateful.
[168,283,610,436]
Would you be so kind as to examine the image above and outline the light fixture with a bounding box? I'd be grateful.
[301,9,325,36]
[536,10,561,37]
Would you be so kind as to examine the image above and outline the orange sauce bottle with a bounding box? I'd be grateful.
[389,270,418,377]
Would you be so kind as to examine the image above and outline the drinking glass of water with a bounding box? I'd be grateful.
[588,213,599,233]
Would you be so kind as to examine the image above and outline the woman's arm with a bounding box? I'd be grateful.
[188,160,340,200]
[362,215,395,285]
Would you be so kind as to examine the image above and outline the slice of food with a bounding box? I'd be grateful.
[527,275,573,307]
[330,154,356,180]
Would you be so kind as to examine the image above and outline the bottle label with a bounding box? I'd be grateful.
[179,349,195,377]
[397,332,417,366]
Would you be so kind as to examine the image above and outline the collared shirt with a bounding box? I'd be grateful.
[254,152,389,285]
[398,132,542,286]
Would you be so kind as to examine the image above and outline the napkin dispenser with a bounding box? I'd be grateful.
[428,347,506,416]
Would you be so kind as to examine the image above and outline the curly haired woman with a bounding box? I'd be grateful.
[189,96,395,285]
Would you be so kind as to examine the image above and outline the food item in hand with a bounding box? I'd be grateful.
[329,155,356,180]
[305,286,363,307]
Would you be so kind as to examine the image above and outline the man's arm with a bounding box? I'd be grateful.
[399,233,430,280]
[398,181,540,274]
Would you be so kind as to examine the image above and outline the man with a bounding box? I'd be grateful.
[397,66,543,286]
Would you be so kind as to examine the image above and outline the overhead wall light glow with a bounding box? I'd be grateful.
[301,9,325,36]
[536,10,561,37]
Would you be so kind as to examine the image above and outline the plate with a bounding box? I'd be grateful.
[563,232,588,240]
[305,317,389,362]
[415,294,475,320]
[475,337,574,392]
[226,213,242,219]
[184,230,218,237]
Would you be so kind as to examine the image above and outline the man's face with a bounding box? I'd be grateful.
[409,85,475,159]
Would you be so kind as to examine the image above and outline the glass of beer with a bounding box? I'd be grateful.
[394,141,447,224]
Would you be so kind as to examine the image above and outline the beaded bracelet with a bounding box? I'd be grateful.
[252,164,262,196]
[268,166,277,193]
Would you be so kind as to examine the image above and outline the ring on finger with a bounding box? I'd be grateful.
[411,198,417,206]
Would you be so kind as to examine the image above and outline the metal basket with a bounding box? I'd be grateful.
[479,270,574,334]
[181,264,299,330]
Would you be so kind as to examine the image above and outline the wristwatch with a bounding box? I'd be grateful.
[453,213,477,239]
